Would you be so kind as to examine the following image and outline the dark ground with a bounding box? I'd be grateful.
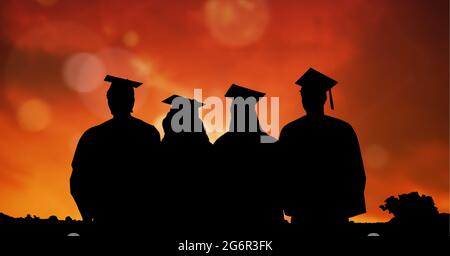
[1,212,448,238]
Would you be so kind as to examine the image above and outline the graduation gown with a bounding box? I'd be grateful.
[160,110,213,232]
[279,115,366,223]
[70,116,160,223]
[213,128,284,230]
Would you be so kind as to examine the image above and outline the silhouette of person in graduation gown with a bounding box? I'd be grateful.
[70,75,160,223]
[159,95,212,232]
[214,84,283,231]
[214,85,270,146]
[279,68,366,225]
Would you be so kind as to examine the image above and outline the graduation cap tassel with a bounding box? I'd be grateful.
[329,89,334,110]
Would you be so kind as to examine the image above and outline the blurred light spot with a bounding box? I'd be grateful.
[238,0,256,9]
[36,0,58,7]
[147,73,171,89]
[17,99,51,132]
[130,57,152,77]
[365,144,389,169]
[123,31,140,48]
[103,26,114,36]
[63,53,106,93]
[205,0,269,47]
[77,48,150,118]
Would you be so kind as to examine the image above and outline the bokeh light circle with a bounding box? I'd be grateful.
[17,98,52,132]
[77,48,152,119]
[123,31,140,48]
[62,53,106,93]
[365,144,389,169]
[205,0,270,47]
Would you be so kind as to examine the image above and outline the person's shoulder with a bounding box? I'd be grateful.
[82,119,112,136]
[132,117,159,133]
[324,115,355,131]
[281,116,307,133]
[74,120,112,145]
[324,115,351,126]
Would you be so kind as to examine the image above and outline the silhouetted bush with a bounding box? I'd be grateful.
[380,192,439,224]
[48,215,59,223]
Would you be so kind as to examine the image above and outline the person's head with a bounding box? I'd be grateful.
[295,68,337,116]
[300,88,326,116]
[225,84,265,132]
[161,95,204,133]
[104,75,142,118]
[107,86,135,117]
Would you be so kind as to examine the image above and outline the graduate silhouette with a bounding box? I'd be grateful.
[279,68,366,225]
[70,75,160,223]
[214,84,283,230]
[160,95,212,231]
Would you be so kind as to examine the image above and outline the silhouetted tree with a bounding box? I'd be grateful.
[380,192,439,224]
[48,215,59,223]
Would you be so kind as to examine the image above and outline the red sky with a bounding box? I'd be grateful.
[0,0,448,222]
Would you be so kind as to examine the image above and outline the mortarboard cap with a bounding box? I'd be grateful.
[104,75,143,88]
[162,95,204,108]
[162,94,181,105]
[225,84,265,102]
[295,68,338,110]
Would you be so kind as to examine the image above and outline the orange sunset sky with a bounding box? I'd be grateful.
[0,0,448,222]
